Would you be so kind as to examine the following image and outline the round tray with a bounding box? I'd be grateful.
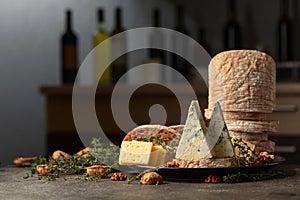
[157,156,285,181]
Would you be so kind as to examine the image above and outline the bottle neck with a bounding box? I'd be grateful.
[115,8,122,28]
[293,0,299,20]
[198,29,205,43]
[280,0,289,18]
[228,0,236,20]
[176,6,184,27]
[153,9,160,27]
[97,9,105,31]
[66,11,72,32]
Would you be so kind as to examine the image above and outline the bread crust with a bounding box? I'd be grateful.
[205,109,267,120]
[226,119,279,133]
[208,50,276,113]
[123,125,182,145]
[248,140,275,153]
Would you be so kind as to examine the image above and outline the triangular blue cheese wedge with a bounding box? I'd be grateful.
[175,100,213,160]
[208,102,235,158]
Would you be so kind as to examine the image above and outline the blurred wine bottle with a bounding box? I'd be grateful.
[197,28,210,55]
[94,8,111,85]
[223,0,241,50]
[172,5,191,82]
[61,10,78,84]
[111,7,127,84]
[190,28,210,84]
[277,0,292,81]
[292,0,300,81]
[148,8,165,83]
[278,0,292,61]
[292,0,300,60]
[149,8,166,64]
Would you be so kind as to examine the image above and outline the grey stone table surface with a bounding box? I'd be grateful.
[0,165,300,200]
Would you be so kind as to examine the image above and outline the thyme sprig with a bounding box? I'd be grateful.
[24,137,119,181]
[222,170,285,183]
[140,136,180,159]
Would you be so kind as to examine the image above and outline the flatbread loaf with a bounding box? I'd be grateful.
[169,125,184,135]
[208,50,276,113]
[123,125,182,146]
[226,119,279,133]
[204,109,267,120]
[249,140,275,153]
[229,131,269,141]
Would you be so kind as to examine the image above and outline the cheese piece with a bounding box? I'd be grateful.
[175,100,213,160]
[207,102,235,158]
[176,101,234,161]
[119,140,153,165]
[119,140,170,166]
[148,145,170,166]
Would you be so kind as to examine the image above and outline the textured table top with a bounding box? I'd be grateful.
[0,165,300,200]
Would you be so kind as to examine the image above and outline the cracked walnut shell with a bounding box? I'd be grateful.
[86,165,110,177]
[52,150,70,159]
[111,173,127,181]
[13,157,34,167]
[140,172,163,185]
[76,147,91,158]
[36,164,51,176]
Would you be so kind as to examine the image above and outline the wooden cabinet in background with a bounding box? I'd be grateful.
[40,83,300,163]
[40,84,208,155]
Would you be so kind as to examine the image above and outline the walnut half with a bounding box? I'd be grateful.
[13,157,34,167]
[52,150,70,159]
[86,165,110,177]
[205,175,221,183]
[140,172,163,185]
[36,164,51,176]
[111,173,127,181]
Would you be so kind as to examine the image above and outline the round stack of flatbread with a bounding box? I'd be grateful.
[205,50,278,153]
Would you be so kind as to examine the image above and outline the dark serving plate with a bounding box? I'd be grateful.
[157,156,286,181]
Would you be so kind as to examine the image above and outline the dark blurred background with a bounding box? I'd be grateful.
[0,0,299,166]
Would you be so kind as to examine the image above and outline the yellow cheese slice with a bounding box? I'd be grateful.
[119,140,153,165]
[119,140,170,166]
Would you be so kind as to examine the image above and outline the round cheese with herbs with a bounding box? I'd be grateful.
[123,125,183,146]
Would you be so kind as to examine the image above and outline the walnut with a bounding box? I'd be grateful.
[76,147,91,158]
[86,165,110,177]
[166,161,180,168]
[205,175,212,183]
[13,157,34,167]
[111,173,127,181]
[211,176,221,183]
[140,172,163,185]
[52,150,70,159]
[257,152,275,164]
[36,164,51,176]
[205,175,221,183]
